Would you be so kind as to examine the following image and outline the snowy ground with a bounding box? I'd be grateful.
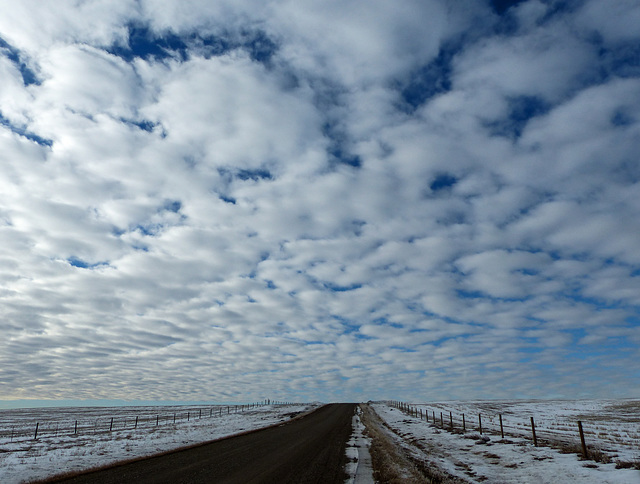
[372,402,640,484]
[0,403,320,484]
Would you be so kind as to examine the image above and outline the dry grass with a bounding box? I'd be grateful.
[359,404,467,484]
[615,460,640,470]
[547,439,613,464]
[360,404,433,483]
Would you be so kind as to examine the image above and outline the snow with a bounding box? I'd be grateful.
[344,405,374,484]
[0,403,321,484]
[372,402,640,484]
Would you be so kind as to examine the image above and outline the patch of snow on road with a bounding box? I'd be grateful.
[344,405,374,484]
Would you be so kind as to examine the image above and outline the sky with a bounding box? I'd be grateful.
[0,0,639,406]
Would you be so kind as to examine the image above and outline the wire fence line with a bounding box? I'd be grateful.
[387,400,640,465]
[0,401,298,444]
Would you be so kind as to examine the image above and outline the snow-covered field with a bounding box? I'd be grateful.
[0,402,320,484]
[373,401,640,484]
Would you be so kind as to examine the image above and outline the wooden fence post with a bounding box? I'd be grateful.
[135,416,138,429]
[188,411,190,422]
[450,411,453,430]
[578,421,588,459]
[110,417,114,432]
[479,414,482,435]
[462,414,466,432]
[440,412,444,427]
[74,420,78,435]
[530,417,537,447]
[499,414,504,438]
[34,422,39,440]
[156,415,159,426]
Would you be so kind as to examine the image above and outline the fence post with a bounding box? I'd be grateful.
[199,409,202,419]
[110,417,113,432]
[188,412,190,422]
[156,415,159,426]
[499,414,504,438]
[440,412,444,427]
[479,414,482,435]
[450,411,453,430]
[34,422,39,440]
[433,410,435,423]
[530,417,537,447]
[11,427,14,442]
[135,416,138,429]
[578,421,589,459]
[174,413,176,424]
[462,414,466,432]
[74,420,78,435]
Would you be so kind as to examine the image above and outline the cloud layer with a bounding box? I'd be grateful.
[1,0,639,403]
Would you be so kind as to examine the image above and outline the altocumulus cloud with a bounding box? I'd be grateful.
[0,0,639,404]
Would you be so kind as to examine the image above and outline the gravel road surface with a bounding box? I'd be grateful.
[48,403,356,484]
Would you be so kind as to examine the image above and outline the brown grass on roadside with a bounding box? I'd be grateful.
[548,439,613,464]
[359,404,465,484]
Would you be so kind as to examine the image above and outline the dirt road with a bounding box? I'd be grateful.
[48,403,356,484]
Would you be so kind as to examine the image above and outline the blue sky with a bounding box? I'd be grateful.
[0,0,639,406]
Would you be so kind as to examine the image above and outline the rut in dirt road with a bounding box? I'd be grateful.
[46,403,357,484]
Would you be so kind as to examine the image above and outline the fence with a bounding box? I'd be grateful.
[388,400,639,464]
[0,400,295,445]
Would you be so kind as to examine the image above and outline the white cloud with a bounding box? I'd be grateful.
[455,249,554,299]
[35,44,144,117]
[576,0,640,44]
[452,19,596,103]
[0,0,135,52]
[0,0,639,403]
[269,0,449,86]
